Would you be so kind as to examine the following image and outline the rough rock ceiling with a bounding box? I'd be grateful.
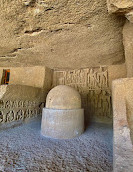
[0,0,125,68]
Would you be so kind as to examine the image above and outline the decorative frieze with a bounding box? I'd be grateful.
[0,108,41,123]
[53,67,112,119]
[0,100,38,109]
[53,67,108,89]
[0,100,42,124]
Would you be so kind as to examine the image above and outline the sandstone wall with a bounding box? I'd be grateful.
[0,66,53,89]
[107,0,133,14]
[0,85,43,129]
[112,78,133,172]
[52,64,127,124]
[107,0,133,77]
[0,66,53,129]
[0,0,125,68]
[123,20,133,77]
[42,67,53,100]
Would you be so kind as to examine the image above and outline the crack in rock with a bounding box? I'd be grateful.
[24,28,43,34]
[0,55,17,59]
[9,48,22,54]
[45,7,54,11]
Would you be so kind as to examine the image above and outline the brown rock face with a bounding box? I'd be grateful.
[123,20,133,77]
[106,1,133,77]
[0,0,125,68]
[126,10,133,23]
[112,78,133,172]
[107,0,133,14]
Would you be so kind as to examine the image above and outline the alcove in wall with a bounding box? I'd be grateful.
[1,69,10,85]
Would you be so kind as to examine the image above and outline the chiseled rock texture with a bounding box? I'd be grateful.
[107,0,133,14]
[126,10,133,23]
[0,85,7,99]
[107,0,133,25]
[123,20,133,77]
[112,78,133,172]
[0,0,125,68]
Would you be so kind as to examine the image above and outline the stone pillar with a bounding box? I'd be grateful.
[112,78,133,172]
[123,20,133,77]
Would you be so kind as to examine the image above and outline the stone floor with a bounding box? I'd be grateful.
[0,117,113,172]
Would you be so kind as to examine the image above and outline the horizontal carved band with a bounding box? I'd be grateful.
[0,100,39,109]
[0,108,41,123]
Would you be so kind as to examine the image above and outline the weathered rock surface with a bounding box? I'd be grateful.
[107,0,133,14]
[112,78,133,172]
[0,0,125,68]
[123,20,133,77]
[0,85,7,99]
[107,0,133,25]
[126,10,133,23]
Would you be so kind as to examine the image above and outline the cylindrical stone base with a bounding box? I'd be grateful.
[41,108,84,139]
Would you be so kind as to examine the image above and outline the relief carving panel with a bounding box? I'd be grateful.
[0,100,42,124]
[53,67,112,120]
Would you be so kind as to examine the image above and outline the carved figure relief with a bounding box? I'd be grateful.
[0,111,3,123]
[6,110,15,122]
[0,108,41,124]
[25,109,31,118]
[0,100,4,108]
[0,100,42,124]
[16,110,25,121]
[53,67,108,89]
[53,67,112,119]
[0,100,39,109]
[5,100,12,108]
[18,101,23,108]
[86,90,112,118]
[12,101,18,108]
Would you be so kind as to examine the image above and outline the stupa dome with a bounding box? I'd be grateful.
[46,85,81,110]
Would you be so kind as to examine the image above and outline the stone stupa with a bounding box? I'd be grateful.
[41,85,84,139]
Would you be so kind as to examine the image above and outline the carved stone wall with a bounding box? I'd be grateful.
[0,100,41,124]
[53,67,112,123]
[0,85,45,127]
[112,78,133,172]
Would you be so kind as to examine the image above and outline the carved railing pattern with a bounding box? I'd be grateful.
[0,100,41,124]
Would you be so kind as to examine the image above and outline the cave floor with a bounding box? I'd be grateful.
[0,117,113,172]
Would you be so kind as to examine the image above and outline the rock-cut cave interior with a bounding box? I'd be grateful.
[0,0,133,171]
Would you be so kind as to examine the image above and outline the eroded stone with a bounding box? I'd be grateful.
[107,0,133,14]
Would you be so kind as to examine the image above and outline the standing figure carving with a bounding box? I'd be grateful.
[53,66,112,120]
[6,110,15,122]
[16,110,24,121]
[0,111,3,123]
